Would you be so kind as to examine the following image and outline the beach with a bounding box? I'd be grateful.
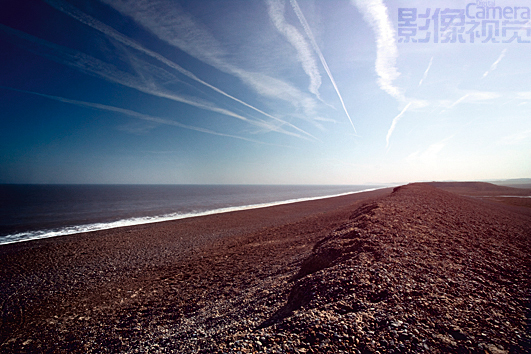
[1,183,530,353]
[0,188,391,352]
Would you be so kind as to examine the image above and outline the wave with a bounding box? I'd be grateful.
[0,187,385,246]
[496,195,531,198]
[476,195,531,199]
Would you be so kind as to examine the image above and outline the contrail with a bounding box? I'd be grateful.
[352,0,403,101]
[100,0,325,135]
[43,0,317,141]
[290,0,357,134]
[386,102,412,148]
[42,0,317,141]
[418,57,433,87]
[0,24,243,120]
[0,86,282,146]
[449,94,470,108]
[482,48,507,79]
[0,23,310,140]
[267,0,322,99]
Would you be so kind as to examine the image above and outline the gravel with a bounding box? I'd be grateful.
[1,183,530,353]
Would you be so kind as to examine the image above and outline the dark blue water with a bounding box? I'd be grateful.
[0,184,383,245]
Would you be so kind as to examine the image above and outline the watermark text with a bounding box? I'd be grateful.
[398,2,530,43]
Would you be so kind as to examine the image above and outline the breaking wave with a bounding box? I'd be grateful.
[1,187,383,245]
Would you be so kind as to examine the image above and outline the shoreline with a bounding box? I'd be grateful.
[0,186,394,352]
[0,186,391,246]
[1,183,530,353]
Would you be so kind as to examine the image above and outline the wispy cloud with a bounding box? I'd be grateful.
[0,23,314,140]
[482,48,507,79]
[406,136,453,164]
[352,0,403,101]
[1,86,282,145]
[497,129,531,146]
[418,57,433,87]
[100,0,224,67]
[386,102,412,148]
[0,24,236,118]
[44,0,316,140]
[266,0,321,99]
[100,0,322,126]
[290,0,357,134]
[467,91,502,102]
[516,91,531,100]
[449,94,470,109]
[447,91,501,110]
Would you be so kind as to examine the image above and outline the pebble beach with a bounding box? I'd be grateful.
[1,183,530,353]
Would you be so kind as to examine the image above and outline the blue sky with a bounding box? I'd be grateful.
[1,0,530,184]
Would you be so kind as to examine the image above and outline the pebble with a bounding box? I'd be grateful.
[7,184,528,354]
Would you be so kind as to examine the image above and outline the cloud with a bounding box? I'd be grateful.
[467,91,502,101]
[0,23,313,140]
[290,0,357,134]
[386,102,412,148]
[482,48,507,79]
[99,0,322,127]
[44,0,316,140]
[1,86,284,145]
[0,24,235,118]
[418,57,433,87]
[266,0,322,98]
[497,129,531,145]
[516,91,531,100]
[447,91,502,109]
[406,136,453,164]
[449,94,470,109]
[352,0,403,101]
[100,0,224,67]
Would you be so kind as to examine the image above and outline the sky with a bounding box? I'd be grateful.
[0,0,530,184]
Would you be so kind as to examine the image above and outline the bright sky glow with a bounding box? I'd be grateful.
[0,0,530,184]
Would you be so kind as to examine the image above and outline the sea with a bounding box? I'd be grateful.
[0,184,384,246]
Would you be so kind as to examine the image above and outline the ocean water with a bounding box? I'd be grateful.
[0,184,382,245]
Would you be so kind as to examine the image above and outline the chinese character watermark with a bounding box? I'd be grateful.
[398,2,530,43]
